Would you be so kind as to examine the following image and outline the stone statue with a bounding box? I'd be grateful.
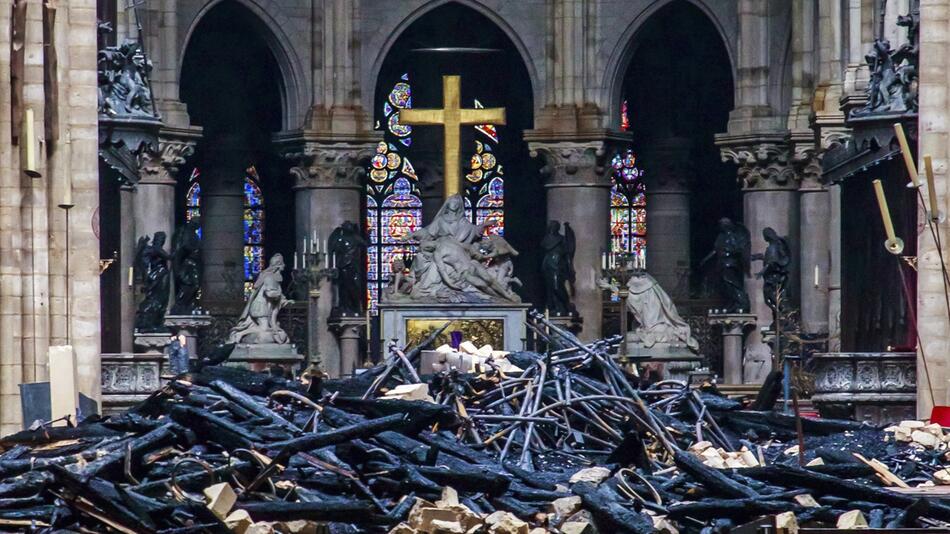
[228,253,292,344]
[97,41,155,118]
[753,227,791,316]
[703,218,751,313]
[540,220,576,315]
[851,6,918,117]
[169,218,202,315]
[384,194,521,304]
[328,221,368,314]
[134,232,171,332]
[600,271,699,352]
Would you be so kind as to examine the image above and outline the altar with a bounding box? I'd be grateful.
[379,302,529,352]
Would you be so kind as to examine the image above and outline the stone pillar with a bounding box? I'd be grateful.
[917,0,950,416]
[135,134,196,311]
[795,148,830,336]
[719,138,800,383]
[201,137,247,309]
[640,137,692,295]
[280,134,376,377]
[827,181,843,351]
[528,137,622,341]
[119,184,136,353]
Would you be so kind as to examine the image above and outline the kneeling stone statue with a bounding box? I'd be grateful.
[228,253,292,344]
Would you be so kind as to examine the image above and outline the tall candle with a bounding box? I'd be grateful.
[872,179,898,243]
[601,253,606,270]
[924,154,939,220]
[894,123,920,187]
[814,265,819,288]
[294,253,298,270]
[128,266,133,288]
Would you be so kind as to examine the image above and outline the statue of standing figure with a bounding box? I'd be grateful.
[170,218,202,315]
[752,227,791,317]
[134,232,171,332]
[228,254,292,344]
[703,218,751,313]
[540,221,576,316]
[328,221,368,314]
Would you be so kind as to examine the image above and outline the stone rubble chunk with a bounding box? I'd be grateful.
[224,509,254,534]
[484,511,529,534]
[935,468,950,485]
[548,495,582,526]
[430,519,465,534]
[776,511,798,534]
[912,430,940,448]
[836,509,868,529]
[568,466,611,485]
[794,494,820,508]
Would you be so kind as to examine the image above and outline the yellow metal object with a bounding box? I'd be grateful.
[405,318,504,350]
[400,75,505,199]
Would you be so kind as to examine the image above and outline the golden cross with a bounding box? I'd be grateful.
[400,75,506,198]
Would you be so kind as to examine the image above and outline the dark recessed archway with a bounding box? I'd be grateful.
[178,2,293,312]
[619,0,735,292]
[372,2,544,306]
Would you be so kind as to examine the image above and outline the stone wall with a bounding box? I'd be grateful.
[0,0,100,435]
[917,0,950,416]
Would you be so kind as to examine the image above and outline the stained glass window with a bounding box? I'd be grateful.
[366,74,422,312]
[243,167,265,297]
[185,168,202,238]
[464,104,505,236]
[610,149,646,260]
[620,99,630,132]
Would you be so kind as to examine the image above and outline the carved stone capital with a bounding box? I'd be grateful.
[138,136,197,183]
[792,144,825,189]
[718,138,797,190]
[528,138,624,188]
[276,131,380,190]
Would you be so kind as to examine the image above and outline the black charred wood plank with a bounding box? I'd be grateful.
[239,500,389,525]
[673,450,759,499]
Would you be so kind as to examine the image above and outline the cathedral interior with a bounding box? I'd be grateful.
[3,0,950,530]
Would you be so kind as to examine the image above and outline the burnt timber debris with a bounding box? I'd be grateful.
[5,315,950,533]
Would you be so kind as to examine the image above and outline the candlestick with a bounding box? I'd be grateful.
[873,179,904,254]
[894,123,919,188]
[924,154,940,221]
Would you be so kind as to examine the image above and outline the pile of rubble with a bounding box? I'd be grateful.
[3,318,950,532]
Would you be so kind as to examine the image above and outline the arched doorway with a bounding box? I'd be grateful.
[612,1,735,365]
[368,3,542,311]
[178,2,293,315]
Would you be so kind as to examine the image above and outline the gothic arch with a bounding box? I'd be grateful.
[602,0,736,130]
[179,0,306,129]
[367,0,540,113]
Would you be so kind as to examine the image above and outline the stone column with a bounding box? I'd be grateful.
[640,137,692,295]
[280,133,377,377]
[917,0,950,415]
[200,136,247,310]
[528,136,622,341]
[135,134,196,311]
[719,138,800,383]
[119,184,136,353]
[795,148,830,336]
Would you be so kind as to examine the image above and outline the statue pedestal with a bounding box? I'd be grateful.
[164,313,212,359]
[133,332,170,355]
[379,302,529,352]
[227,343,304,372]
[625,338,704,382]
[707,312,757,384]
[328,314,366,378]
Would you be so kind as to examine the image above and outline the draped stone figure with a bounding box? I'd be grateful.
[97,41,155,118]
[228,254,292,344]
[170,218,202,315]
[703,218,751,313]
[134,232,171,332]
[328,221,368,314]
[753,227,791,316]
[540,220,576,315]
[384,194,521,304]
[624,272,699,352]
